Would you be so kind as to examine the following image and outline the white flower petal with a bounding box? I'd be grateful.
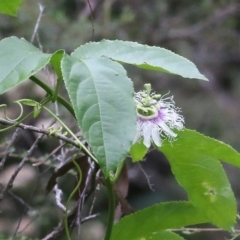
[142,125,151,148]
[158,121,177,138]
[151,127,161,147]
[134,88,184,149]
[133,130,141,144]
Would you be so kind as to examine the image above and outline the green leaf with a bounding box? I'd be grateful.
[148,231,185,240]
[72,40,208,81]
[0,37,51,94]
[50,50,65,80]
[159,129,238,230]
[61,55,136,177]
[17,99,38,107]
[50,50,65,101]
[170,129,240,168]
[0,0,22,16]
[130,139,148,162]
[111,201,208,240]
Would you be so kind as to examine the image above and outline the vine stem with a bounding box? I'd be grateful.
[112,160,124,184]
[104,178,115,240]
[42,106,98,163]
[29,76,75,117]
[65,159,82,240]
[39,105,97,239]
[0,96,50,133]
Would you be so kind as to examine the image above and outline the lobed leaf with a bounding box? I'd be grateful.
[0,0,22,16]
[61,54,136,177]
[72,40,208,81]
[111,201,208,240]
[0,37,51,94]
[159,129,238,230]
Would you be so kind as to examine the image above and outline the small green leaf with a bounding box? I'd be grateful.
[72,40,208,81]
[17,99,38,107]
[159,129,238,230]
[0,0,22,16]
[0,37,51,94]
[111,201,208,240]
[50,50,65,80]
[130,139,148,162]
[61,55,136,177]
[33,104,42,118]
[50,50,65,101]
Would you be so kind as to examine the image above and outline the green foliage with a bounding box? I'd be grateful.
[0,36,209,177]
[162,129,240,168]
[0,37,51,94]
[130,139,148,162]
[0,0,22,16]
[50,50,65,80]
[147,231,185,240]
[72,40,208,81]
[111,201,208,240]
[61,54,136,177]
[1,2,240,238]
[160,129,239,230]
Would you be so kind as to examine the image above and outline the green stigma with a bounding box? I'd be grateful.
[136,83,161,119]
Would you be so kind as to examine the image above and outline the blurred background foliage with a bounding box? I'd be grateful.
[0,0,240,239]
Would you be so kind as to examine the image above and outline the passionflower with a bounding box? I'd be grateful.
[133,83,184,148]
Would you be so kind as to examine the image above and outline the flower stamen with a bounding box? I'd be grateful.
[133,84,184,148]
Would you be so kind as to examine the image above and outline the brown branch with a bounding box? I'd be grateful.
[75,158,96,237]
[41,202,98,240]
[0,133,44,202]
[0,127,21,172]
[8,189,34,210]
[0,118,80,148]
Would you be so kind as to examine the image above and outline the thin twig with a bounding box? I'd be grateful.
[0,128,21,172]
[31,4,45,43]
[8,190,34,210]
[0,118,80,148]
[138,162,155,191]
[36,33,43,51]
[85,0,95,40]
[89,169,101,216]
[12,120,56,239]
[16,214,39,235]
[41,203,98,240]
[33,142,66,167]
[0,133,44,202]
[76,158,95,238]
